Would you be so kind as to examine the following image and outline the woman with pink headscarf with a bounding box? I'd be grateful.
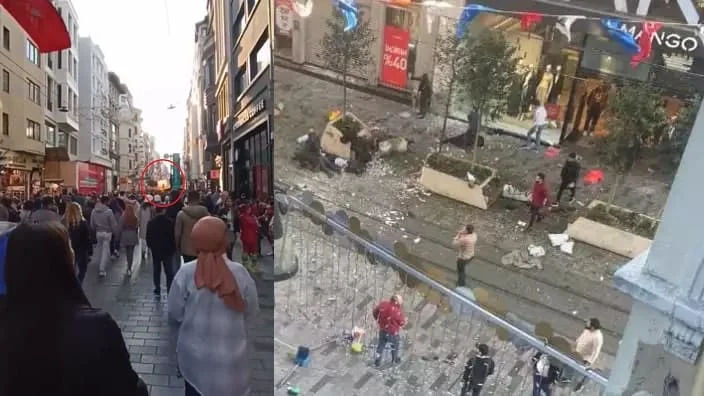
[168,216,259,396]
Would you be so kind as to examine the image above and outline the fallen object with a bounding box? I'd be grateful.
[544,146,560,159]
[503,184,530,202]
[378,137,409,156]
[466,171,476,185]
[296,134,310,144]
[548,233,569,247]
[583,169,604,185]
[334,157,349,168]
[501,249,543,270]
[560,241,574,255]
[528,244,546,257]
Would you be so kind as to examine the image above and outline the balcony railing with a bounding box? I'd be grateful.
[274,191,609,395]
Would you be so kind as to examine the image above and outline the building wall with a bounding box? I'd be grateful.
[210,0,232,134]
[77,36,111,169]
[52,0,81,149]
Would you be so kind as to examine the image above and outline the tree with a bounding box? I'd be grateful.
[318,9,374,115]
[433,28,466,151]
[455,30,518,164]
[596,81,667,208]
[658,94,700,174]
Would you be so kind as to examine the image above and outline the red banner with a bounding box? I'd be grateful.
[77,163,106,195]
[209,169,220,180]
[380,25,410,89]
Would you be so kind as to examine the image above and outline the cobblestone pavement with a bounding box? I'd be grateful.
[274,214,611,395]
[273,66,635,353]
[82,242,275,396]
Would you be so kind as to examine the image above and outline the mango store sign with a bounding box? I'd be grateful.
[619,24,700,53]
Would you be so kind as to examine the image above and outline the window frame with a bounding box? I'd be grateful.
[2,113,8,136]
[25,40,39,66]
[2,69,9,93]
[26,79,40,105]
[25,119,40,140]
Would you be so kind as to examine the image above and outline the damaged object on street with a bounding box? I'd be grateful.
[501,249,543,270]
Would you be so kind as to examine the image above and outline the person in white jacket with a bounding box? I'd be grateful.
[573,318,603,392]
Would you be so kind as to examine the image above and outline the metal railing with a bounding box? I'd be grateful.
[274,191,609,395]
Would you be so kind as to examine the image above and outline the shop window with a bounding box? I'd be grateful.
[385,6,418,78]
[249,32,270,80]
[581,35,650,81]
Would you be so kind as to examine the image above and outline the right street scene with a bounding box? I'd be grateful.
[273,0,704,395]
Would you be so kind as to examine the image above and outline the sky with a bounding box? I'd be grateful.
[72,0,206,155]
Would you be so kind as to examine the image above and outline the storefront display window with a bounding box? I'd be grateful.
[234,124,271,200]
[1,169,27,200]
[580,36,650,81]
[382,6,418,89]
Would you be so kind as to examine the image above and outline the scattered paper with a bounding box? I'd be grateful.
[503,184,530,202]
[528,244,546,257]
[517,220,527,227]
[466,171,476,184]
[413,237,421,244]
[548,233,569,247]
[560,241,574,255]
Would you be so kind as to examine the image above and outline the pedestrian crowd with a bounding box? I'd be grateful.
[0,187,273,396]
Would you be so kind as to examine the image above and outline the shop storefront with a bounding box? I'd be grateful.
[380,5,420,91]
[232,96,273,201]
[76,162,107,195]
[0,151,44,200]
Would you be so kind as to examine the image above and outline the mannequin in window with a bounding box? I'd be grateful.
[519,64,536,118]
[534,65,554,106]
[583,83,608,135]
[507,60,526,116]
[547,65,563,104]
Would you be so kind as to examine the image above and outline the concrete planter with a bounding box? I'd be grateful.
[419,154,500,210]
[319,112,370,160]
[566,200,657,258]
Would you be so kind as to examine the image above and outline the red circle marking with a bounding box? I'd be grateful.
[139,158,187,208]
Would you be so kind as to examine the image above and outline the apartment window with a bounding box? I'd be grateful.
[72,93,77,116]
[26,119,40,140]
[26,40,39,66]
[47,53,53,69]
[129,159,132,169]
[2,70,8,93]
[46,76,53,110]
[73,58,77,77]
[57,131,67,147]
[249,33,270,79]
[67,52,72,74]
[45,123,56,146]
[57,83,63,106]
[232,8,244,44]
[58,51,63,69]
[2,113,7,135]
[27,79,40,105]
[57,8,62,18]
[69,136,78,155]
[128,128,132,138]
[128,144,132,153]
[2,27,9,50]
[234,65,247,97]
[247,0,256,14]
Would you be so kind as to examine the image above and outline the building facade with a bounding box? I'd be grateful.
[227,0,273,199]
[277,0,704,144]
[43,0,82,194]
[107,71,126,191]
[0,9,47,199]
[116,90,143,192]
[77,36,110,195]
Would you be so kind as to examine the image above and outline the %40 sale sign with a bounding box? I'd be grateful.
[381,25,411,89]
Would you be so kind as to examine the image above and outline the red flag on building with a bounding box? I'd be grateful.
[0,0,71,53]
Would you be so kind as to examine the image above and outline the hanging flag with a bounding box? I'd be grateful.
[601,18,640,54]
[630,21,663,68]
[1,0,71,53]
[555,15,585,42]
[457,4,495,38]
[520,12,543,31]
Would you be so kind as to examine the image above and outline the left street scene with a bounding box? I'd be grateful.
[0,1,275,396]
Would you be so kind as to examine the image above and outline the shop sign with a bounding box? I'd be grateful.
[77,163,106,195]
[234,99,266,129]
[381,25,411,89]
[209,169,220,180]
[619,23,699,53]
[275,0,293,35]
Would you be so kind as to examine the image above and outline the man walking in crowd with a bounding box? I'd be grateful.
[554,152,581,206]
[523,99,547,151]
[147,205,176,297]
[525,173,550,232]
[453,224,477,287]
[372,294,406,367]
[461,343,495,396]
[26,196,61,223]
[175,190,210,263]
[573,318,604,392]
[532,352,562,396]
[90,195,118,277]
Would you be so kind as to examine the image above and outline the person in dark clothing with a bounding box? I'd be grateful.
[165,189,184,220]
[417,73,432,118]
[146,206,176,297]
[461,343,495,396]
[531,352,562,396]
[555,152,581,205]
[525,173,550,232]
[1,198,19,223]
[27,196,62,224]
[0,222,148,396]
[64,202,90,284]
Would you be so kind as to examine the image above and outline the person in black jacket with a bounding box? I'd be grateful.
[64,202,90,284]
[555,152,581,205]
[146,205,176,297]
[461,343,495,396]
[531,352,562,396]
[0,222,147,396]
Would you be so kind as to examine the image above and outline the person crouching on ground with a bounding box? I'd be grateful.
[525,172,550,232]
[372,294,406,367]
[168,216,259,396]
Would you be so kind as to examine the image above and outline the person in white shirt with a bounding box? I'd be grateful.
[573,317,604,392]
[452,224,477,287]
[524,99,547,151]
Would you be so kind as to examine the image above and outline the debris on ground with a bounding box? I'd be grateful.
[528,244,546,257]
[378,137,410,156]
[560,241,575,255]
[502,184,530,202]
[548,233,569,247]
[501,249,543,270]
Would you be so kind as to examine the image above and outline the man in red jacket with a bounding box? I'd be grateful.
[373,295,407,367]
[525,172,550,232]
